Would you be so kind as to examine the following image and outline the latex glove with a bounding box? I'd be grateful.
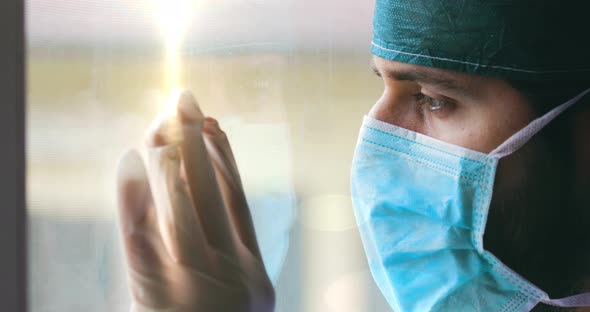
[116,91,275,312]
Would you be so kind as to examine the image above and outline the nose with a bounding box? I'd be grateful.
[367,87,424,134]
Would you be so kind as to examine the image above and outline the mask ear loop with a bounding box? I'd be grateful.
[489,88,590,159]
[488,87,590,309]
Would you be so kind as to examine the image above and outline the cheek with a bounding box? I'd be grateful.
[367,91,500,152]
[425,106,529,154]
[426,110,502,153]
[367,83,535,154]
[426,92,535,153]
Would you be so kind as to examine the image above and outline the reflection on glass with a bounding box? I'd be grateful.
[26,0,389,311]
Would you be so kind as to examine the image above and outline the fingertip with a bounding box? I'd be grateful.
[145,127,166,147]
[203,116,223,136]
[204,116,218,124]
[177,90,204,124]
[145,116,182,147]
[117,149,151,232]
[117,149,147,185]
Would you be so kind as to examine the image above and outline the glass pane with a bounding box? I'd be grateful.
[26,0,389,311]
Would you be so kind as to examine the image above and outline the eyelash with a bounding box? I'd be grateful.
[413,93,451,112]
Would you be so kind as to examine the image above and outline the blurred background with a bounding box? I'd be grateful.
[26,0,390,311]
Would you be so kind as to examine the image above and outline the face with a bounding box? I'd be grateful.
[370,56,590,303]
[369,56,536,153]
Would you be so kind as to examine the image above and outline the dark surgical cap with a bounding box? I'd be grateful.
[371,0,590,83]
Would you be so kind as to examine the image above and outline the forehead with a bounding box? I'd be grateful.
[372,56,488,84]
[372,56,515,98]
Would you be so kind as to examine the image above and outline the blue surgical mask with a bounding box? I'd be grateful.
[351,89,590,311]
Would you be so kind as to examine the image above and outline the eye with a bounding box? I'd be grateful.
[413,93,454,113]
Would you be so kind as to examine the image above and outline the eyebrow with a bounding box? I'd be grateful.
[371,62,470,96]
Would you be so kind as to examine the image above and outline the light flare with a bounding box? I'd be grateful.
[152,0,195,115]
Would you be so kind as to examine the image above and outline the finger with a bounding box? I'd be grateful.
[117,149,165,268]
[177,91,238,256]
[116,150,171,304]
[203,117,241,185]
[203,117,263,261]
[146,115,182,148]
[146,144,210,267]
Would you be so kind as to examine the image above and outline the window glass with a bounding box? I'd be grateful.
[26,1,389,310]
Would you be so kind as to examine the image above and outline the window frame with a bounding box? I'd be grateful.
[0,0,27,310]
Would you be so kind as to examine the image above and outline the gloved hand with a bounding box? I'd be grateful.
[116,91,275,312]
